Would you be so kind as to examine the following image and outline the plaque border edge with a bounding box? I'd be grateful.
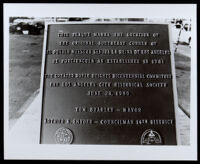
[39,22,49,144]
[168,23,181,145]
[39,22,181,145]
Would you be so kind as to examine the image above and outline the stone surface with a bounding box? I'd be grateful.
[40,24,177,144]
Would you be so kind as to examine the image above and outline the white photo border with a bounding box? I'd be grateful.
[4,3,197,160]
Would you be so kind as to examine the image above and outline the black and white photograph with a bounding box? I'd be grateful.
[3,3,197,160]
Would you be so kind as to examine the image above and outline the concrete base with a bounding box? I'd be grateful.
[8,92,42,144]
[8,92,190,145]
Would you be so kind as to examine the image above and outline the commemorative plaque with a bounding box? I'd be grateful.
[40,23,178,145]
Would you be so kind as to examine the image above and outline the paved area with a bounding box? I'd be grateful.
[8,92,42,144]
[177,107,190,145]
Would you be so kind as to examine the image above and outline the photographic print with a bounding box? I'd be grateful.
[4,4,197,160]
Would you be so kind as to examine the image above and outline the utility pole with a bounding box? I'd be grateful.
[174,20,183,53]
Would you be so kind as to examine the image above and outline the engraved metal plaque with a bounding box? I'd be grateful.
[40,23,178,145]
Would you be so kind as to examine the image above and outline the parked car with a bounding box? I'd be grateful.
[9,21,44,35]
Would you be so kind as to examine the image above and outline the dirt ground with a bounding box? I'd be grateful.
[174,50,191,116]
[9,34,43,121]
[9,34,191,126]
[173,42,191,116]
